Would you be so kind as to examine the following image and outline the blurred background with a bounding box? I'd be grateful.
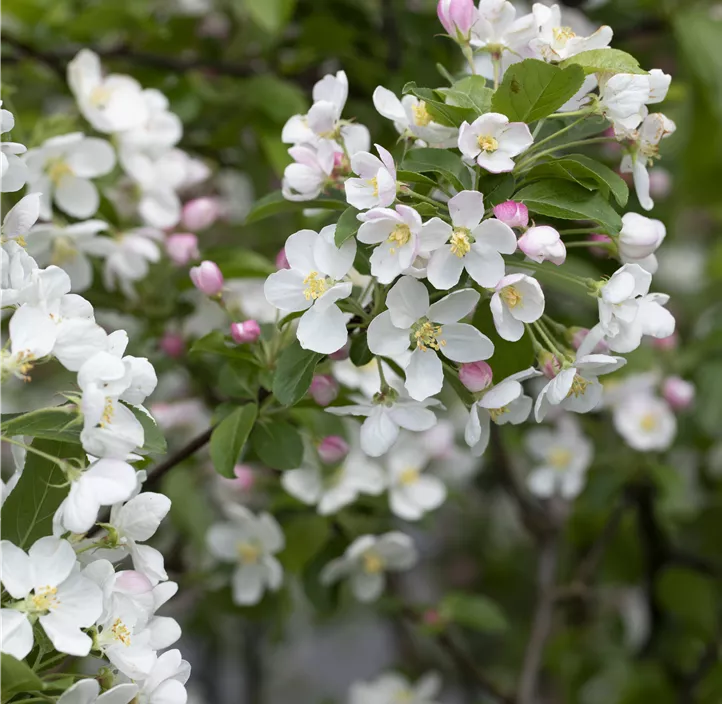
[3,0,722,702]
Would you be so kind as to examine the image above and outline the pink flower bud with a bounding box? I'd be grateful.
[329,341,351,361]
[318,435,350,464]
[493,200,529,228]
[459,361,493,392]
[570,327,609,354]
[309,374,339,406]
[275,247,290,270]
[518,226,566,266]
[422,608,442,626]
[230,320,261,344]
[538,350,562,379]
[115,570,153,595]
[588,233,613,258]
[232,464,255,491]
[649,168,672,198]
[166,233,199,266]
[652,333,678,351]
[662,377,694,411]
[181,197,220,231]
[437,0,476,40]
[159,331,185,358]
[190,260,224,296]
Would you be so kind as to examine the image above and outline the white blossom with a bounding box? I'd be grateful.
[282,141,335,201]
[490,273,545,342]
[617,212,665,273]
[117,89,183,159]
[1,193,41,245]
[613,393,676,452]
[349,671,442,704]
[56,679,138,704]
[458,113,533,173]
[132,648,190,704]
[344,144,397,210]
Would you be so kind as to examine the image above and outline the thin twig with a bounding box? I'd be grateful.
[143,426,214,491]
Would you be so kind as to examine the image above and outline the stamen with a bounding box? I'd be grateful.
[237,542,261,564]
[566,374,589,398]
[477,135,499,153]
[31,586,59,612]
[387,224,411,255]
[500,285,523,308]
[548,447,572,470]
[399,467,419,486]
[413,320,445,352]
[303,271,328,301]
[450,229,472,258]
[412,101,432,127]
[362,551,384,574]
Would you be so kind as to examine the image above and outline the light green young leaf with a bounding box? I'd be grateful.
[559,48,647,76]
[241,0,296,35]
[440,592,509,633]
[190,331,261,365]
[129,405,167,456]
[210,404,258,478]
[1,654,46,702]
[436,75,493,115]
[334,206,361,246]
[491,59,586,123]
[1,406,82,444]
[402,82,476,127]
[251,421,304,470]
[272,341,323,406]
[401,148,473,192]
[246,191,347,224]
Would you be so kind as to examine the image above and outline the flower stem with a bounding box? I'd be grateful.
[401,188,446,211]
[532,321,568,361]
[512,260,591,288]
[0,435,70,471]
[517,137,617,171]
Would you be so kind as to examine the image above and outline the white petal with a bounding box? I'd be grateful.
[284,229,317,272]
[28,537,76,590]
[440,323,494,362]
[386,276,429,327]
[388,404,437,432]
[116,492,170,541]
[297,305,348,354]
[2,194,41,239]
[264,269,311,313]
[57,679,101,704]
[405,348,443,401]
[360,408,399,457]
[350,570,384,602]
[231,564,265,605]
[0,610,33,660]
[0,541,31,598]
[315,224,356,279]
[418,217,452,254]
[281,468,322,505]
[426,248,464,290]
[367,310,410,356]
[55,175,99,219]
[464,246,505,287]
[449,190,484,230]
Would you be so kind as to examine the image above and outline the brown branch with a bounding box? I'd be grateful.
[143,426,214,491]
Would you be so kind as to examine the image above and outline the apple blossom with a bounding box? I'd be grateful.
[117,89,183,159]
[368,276,492,401]
[613,394,677,452]
[471,0,537,54]
[190,260,224,296]
[518,226,566,265]
[1,241,38,307]
[230,319,261,344]
[56,680,138,704]
[309,373,339,406]
[317,435,350,464]
[350,671,442,704]
[344,144,397,210]
[617,212,665,273]
[24,132,116,220]
[459,360,494,392]
[206,506,284,606]
[320,532,418,602]
[165,232,199,266]
[490,273,545,342]
[662,376,695,411]
[423,190,518,289]
[493,200,529,228]
[437,0,476,41]
[598,74,651,136]
[264,225,356,354]
[1,104,29,193]
[131,648,191,704]
[1,193,41,245]
[458,113,533,173]
[525,417,593,499]
[282,141,335,201]
[0,305,56,382]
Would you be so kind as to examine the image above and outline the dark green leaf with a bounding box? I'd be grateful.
[437,75,493,115]
[560,48,647,76]
[1,654,46,701]
[334,206,361,246]
[280,514,331,572]
[251,421,304,470]
[440,592,508,633]
[190,331,261,364]
[219,361,260,399]
[656,567,717,639]
[242,75,307,122]
[210,404,258,478]
[246,191,347,224]
[401,148,473,192]
[241,0,296,35]
[350,332,373,366]
[396,170,438,188]
[272,341,323,406]
[402,82,476,127]
[1,406,82,444]
[526,154,628,207]
[514,179,622,234]
[207,247,276,279]
[477,173,516,207]
[129,405,167,456]
[491,59,585,123]
[1,440,85,548]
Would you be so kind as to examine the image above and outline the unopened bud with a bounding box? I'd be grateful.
[538,350,562,379]
[190,260,224,296]
[166,233,199,266]
[230,320,261,344]
[518,226,566,266]
[275,247,290,270]
[182,197,220,231]
[662,377,694,411]
[588,233,613,258]
[329,341,351,361]
[232,464,255,491]
[652,333,678,351]
[459,361,493,392]
[159,331,185,358]
[570,327,609,354]
[437,0,476,41]
[318,436,350,464]
[309,374,339,406]
[493,200,529,228]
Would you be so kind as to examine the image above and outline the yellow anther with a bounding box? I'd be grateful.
[413,321,444,352]
[51,237,78,266]
[387,224,411,255]
[500,285,523,308]
[31,586,59,612]
[111,618,132,646]
[489,406,509,422]
[362,551,384,574]
[100,398,114,428]
[368,176,379,197]
[640,413,658,432]
[567,374,589,398]
[237,542,261,564]
[89,85,113,107]
[552,26,576,44]
[303,271,328,301]
[450,229,472,258]
[412,101,432,127]
[47,159,72,185]
[477,135,499,153]
[399,467,419,486]
[548,447,572,470]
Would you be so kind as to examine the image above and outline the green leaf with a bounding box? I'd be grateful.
[190,331,261,364]
[402,82,476,127]
[242,75,307,123]
[210,404,258,478]
[163,465,215,553]
[396,170,438,188]
[280,514,331,572]
[525,154,628,207]
[350,333,373,367]
[437,75,493,115]
[245,191,347,224]
[1,440,85,548]
[477,173,516,207]
[241,0,296,34]
[514,179,622,234]
[207,247,276,278]
[272,341,323,406]
[491,59,585,123]
[440,592,508,633]
[251,420,303,470]
[129,405,167,456]
[656,567,717,639]
[559,48,647,76]
[1,405,82,444]
[334,206,361,246]
[1,654,46,702]
[401,148,473,192]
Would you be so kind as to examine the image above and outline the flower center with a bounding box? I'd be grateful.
[367,176,379,197]
[450,228,472,258]
[477,135,499,152]
[548,447,572,470]
[412,101,432,127]
[47,158,72,185]
[489,406,509,422]
[89,85,113,107]
[30,586,59,613]
[100,398,115,428]
[303,271,328,301]
[362,551,384,574]
[399,467,420,485]
[412,319,445,352]
[500,285,523,308]
[110,618,132,646]
[552,26,576,45]
[640,413,658,432]
[237,542,261,564]
[51,237,78,266]
[0,349,36,383]
[388,224,411,254]
[566,374,589,398]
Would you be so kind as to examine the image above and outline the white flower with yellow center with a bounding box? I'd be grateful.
[490,273,545,342]
[349,671,442,704]
[1,241,39,307]
[320,532,417,602]
[471,0,537,53]
[264,225,357,354]
[206,506,284,606]
[613,393,676,452]
[0,304,56,383]
[1,193,41,247]
[372,87,458,147]
[534,352,626,422]
[67,49,149,134]
[357,204,424,284]
[368,276,492,401]
[24,132,116,220]
[344,144,397,210]
[386,441,446,520]
[525,417,593,499]
[0,537,102,660]
[465,368,541,456]
[422,190,518,290]
[458,113,533,173]
[282,141,336,202]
